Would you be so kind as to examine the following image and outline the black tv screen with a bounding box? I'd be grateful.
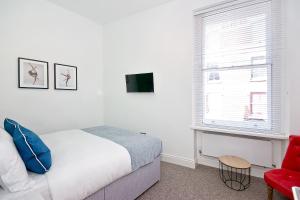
[126,73,154,93]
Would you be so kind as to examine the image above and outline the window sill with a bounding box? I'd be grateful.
[191,125,288,140]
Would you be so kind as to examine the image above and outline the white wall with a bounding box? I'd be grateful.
[0,0,104,134]
[103,0,217,166]
[103,0,300,167]
[286,0,300,134]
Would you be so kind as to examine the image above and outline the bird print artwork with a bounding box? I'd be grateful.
[28,63,39,85]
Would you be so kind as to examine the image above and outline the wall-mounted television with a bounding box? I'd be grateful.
[125,73,154,93]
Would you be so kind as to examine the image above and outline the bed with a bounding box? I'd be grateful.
[0,126,162,200]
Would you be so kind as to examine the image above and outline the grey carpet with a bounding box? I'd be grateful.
[137,162,288,200]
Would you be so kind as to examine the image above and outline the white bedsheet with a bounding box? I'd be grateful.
[0,172,51,200]
[41,129,132,200]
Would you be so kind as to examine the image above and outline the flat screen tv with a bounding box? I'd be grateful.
[125,73,154,93]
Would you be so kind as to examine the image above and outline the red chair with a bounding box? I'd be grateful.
[264,135,300,200]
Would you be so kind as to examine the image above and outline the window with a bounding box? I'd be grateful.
[208,72,221,82]
[193,0,283,133]
[249,92,267,120]
[250,68,267,82]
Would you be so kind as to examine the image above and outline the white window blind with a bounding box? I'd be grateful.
[193,0,283,134]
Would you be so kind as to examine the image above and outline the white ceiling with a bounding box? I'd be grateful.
[47,0,173,24]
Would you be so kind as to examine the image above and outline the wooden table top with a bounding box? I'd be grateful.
[219,155,251,169]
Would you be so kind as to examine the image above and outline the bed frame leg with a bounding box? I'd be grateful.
[267,185,273,200]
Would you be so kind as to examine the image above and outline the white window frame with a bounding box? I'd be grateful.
[193,0,284,134]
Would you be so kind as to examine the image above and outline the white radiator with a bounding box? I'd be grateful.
[201,133,273,167]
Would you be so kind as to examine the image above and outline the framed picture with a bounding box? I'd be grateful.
[18,58,49,89]
[54,63,77,90]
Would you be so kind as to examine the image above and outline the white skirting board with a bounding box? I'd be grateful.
[197,154,269,178]
[160,153,196,169]
[160,153,268,177]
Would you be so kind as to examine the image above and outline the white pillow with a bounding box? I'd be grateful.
[0,128,34,192]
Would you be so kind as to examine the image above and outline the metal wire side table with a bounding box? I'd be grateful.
[219,155,251,191]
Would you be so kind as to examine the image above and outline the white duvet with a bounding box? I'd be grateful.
[41,129,132,200]
[0,172,50,200]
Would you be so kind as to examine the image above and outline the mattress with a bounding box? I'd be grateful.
[83,126,162,170]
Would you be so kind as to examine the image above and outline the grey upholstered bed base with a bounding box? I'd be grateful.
[85,156,160,200]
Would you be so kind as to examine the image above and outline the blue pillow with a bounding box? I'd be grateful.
[13,124,52,174]
[4,118,18,136]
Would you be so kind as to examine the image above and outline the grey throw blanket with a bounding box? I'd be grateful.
[83,126,162,171]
